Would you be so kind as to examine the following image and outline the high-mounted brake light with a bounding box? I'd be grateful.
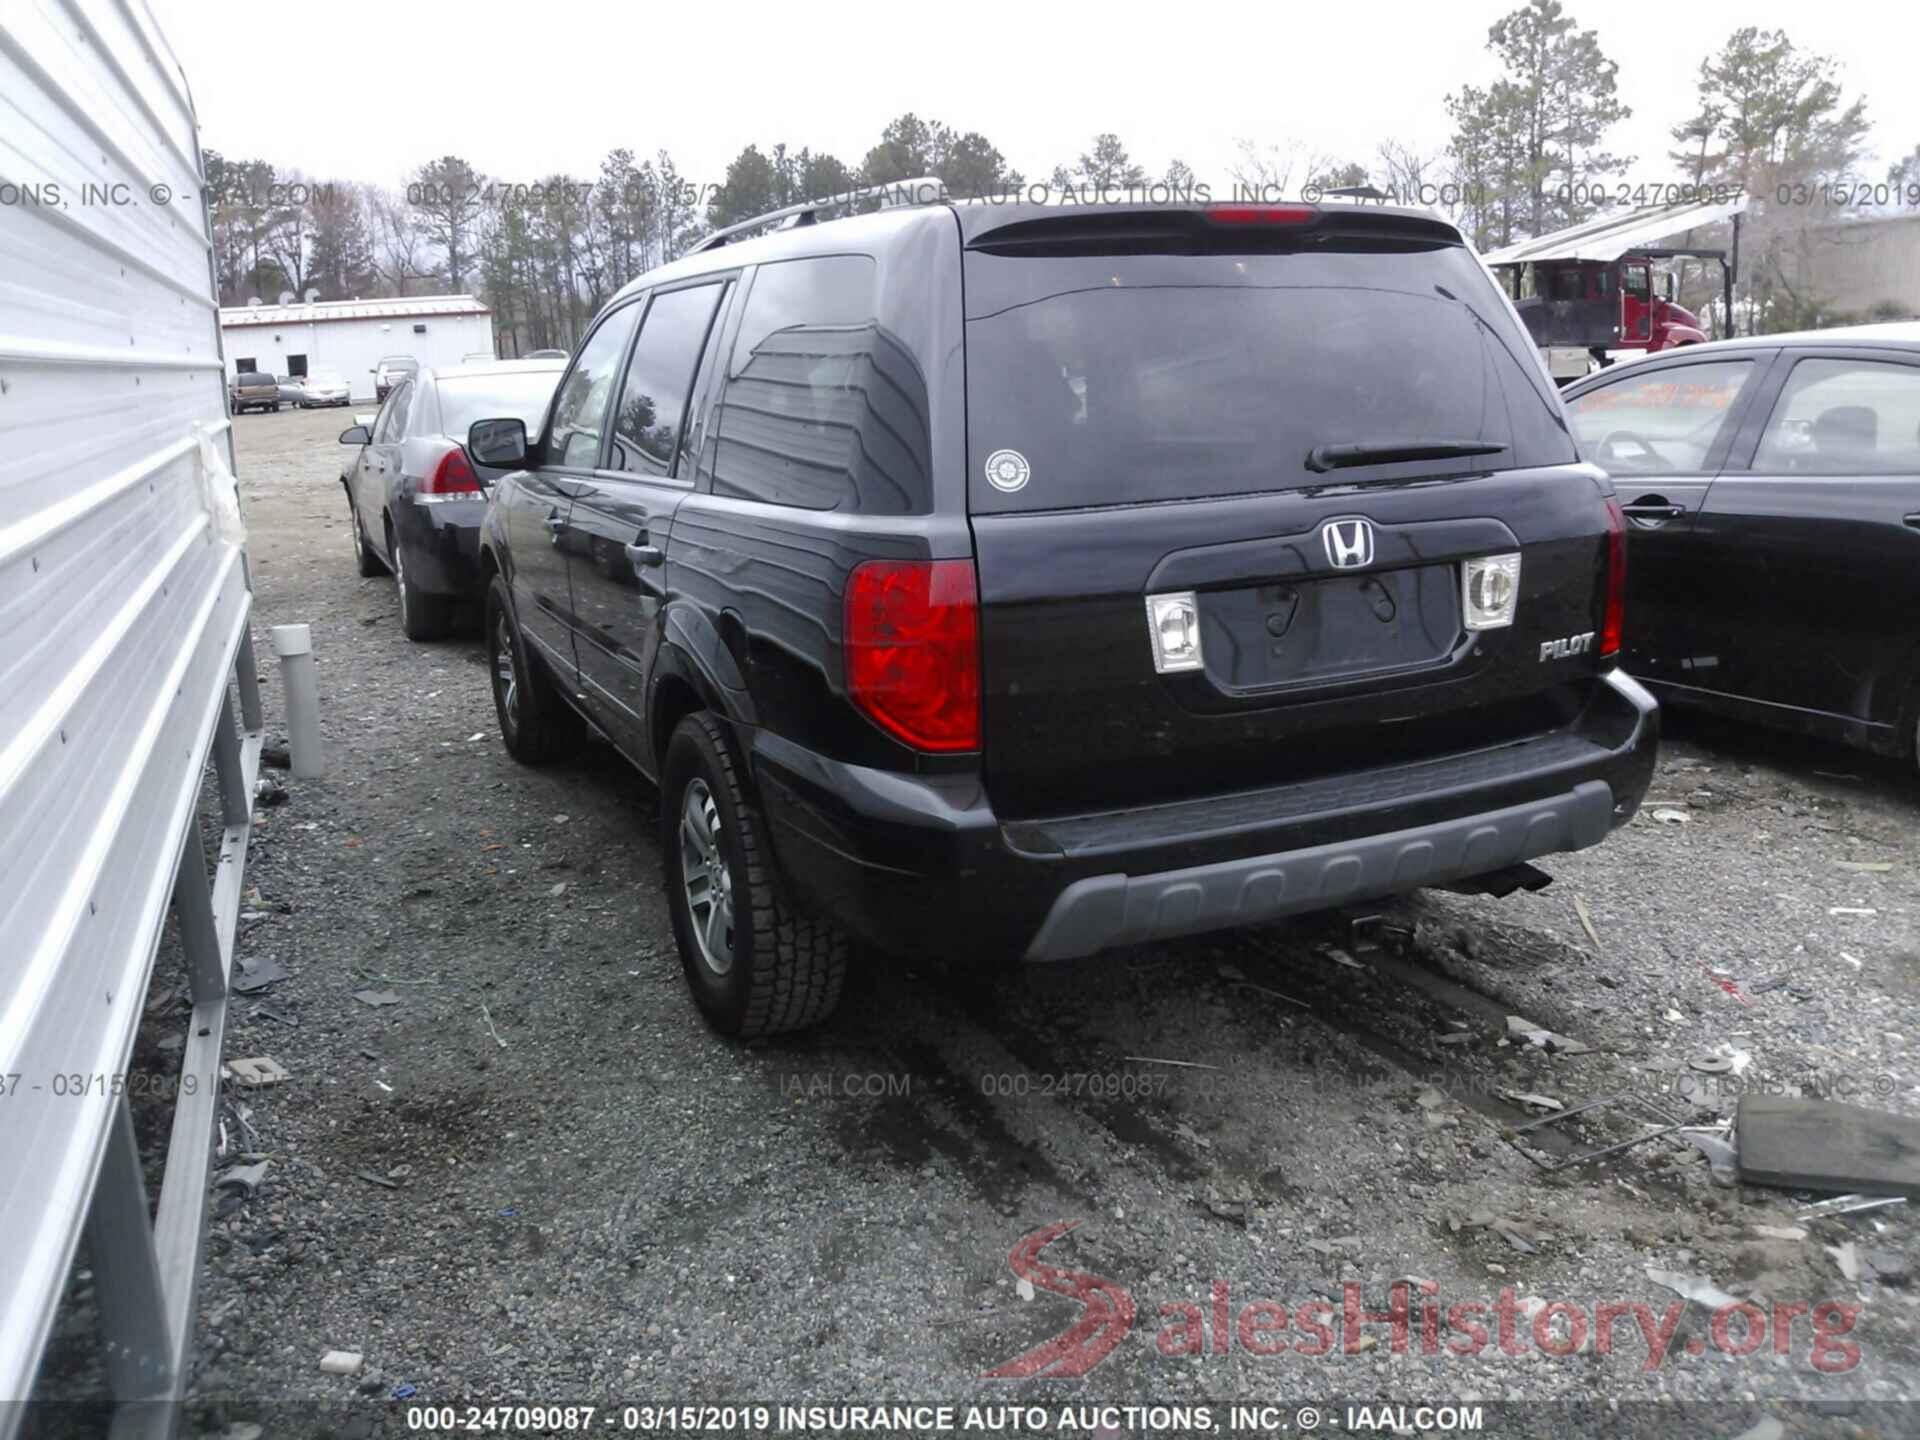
[1206,204,1318,226]
[1600,497,1627,657]
[419,446,481,500]
[844,559,980,753]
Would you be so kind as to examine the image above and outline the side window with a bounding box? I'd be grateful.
[1752,358,1920,475]
[711,254,926,512]
[1564,361,1754,474]
[373,382,411,443]
[547,305,641,469]
[607,284,725,477]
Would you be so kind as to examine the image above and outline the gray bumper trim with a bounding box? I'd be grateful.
[1024,779,1615,961]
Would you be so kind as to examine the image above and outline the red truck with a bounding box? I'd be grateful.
[1483,197,1745,384]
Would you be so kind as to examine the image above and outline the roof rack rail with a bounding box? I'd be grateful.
[694,176,948,253]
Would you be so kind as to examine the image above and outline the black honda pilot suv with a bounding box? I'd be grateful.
[468,189,1657,1037]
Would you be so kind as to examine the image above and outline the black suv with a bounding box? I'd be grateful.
[470,189,1657,1037]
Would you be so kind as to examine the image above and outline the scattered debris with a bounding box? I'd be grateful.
[1505,1092,1688,1171]
[318,1350,364,1377]
[1124,1056,1221,1071]
[1016,1277,1035,1301]
[391,1384,418,1401]
[1304,1235,1362,1257]
[1677,1127,1739,1186]
[481,1003,508,1049]
[1730,1417,1785,1440]
[213,1161,270,1196]
[547,882,568,898]
[355,1170,400,1190]
[230,957,290,995]
[1505,1015,1592,1055]
[1646,1266,1740,1310]
[251,1003,298,1027]
[1749,1225,1807,1242]
[1234,979,1308,1008]
[1828,1241,1863,1283]
[254,775,289,807]
[1572,895,1601,948]
[1834,860,1892,873]
[1650,808,1690,825]
[1739,1097,1920,1199]
[1491,1219,1539,1255]
[1838,951,1863,969]
[1503,1090,1565,1111]
[1828,907,1877,917]
[1687,1045,1752,1076]
[1796,1194,1906,1221]
[226,1057,288,1088]
[1322,946,1365,970]
[1865,1249,1911,1286]
[260,744,291,770]
[353,989,403,1008]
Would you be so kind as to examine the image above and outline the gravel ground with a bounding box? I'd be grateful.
[109,407,1920,1433]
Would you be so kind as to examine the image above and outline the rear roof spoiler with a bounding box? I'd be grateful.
[959,202,1464,253]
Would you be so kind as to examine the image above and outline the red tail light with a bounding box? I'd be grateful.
[420,446,481,497]
[844,559,980,753]
[1206,204,1318,226]
[1600,497,1627,657]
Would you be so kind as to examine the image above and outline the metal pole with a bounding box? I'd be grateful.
[269,623,324,778]
[1726,213,1741,338]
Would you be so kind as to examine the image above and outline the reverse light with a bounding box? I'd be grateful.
[1462,553,1521,631]
[419,446,482,501]
[1206,204,1318,226]
[1601,497,1627,656]
[844,559,980,752]
[1145,591,1204,674]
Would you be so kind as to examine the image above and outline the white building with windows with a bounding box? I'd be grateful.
[218,295,494,401]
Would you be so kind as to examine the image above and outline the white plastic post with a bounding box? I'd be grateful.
[269,623,324,779]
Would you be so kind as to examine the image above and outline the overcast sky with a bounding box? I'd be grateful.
[152,0,1918,194]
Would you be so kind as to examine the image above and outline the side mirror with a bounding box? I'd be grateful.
[339,424,372,446]
[469,417,529,469]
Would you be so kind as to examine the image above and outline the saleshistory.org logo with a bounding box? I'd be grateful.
[982,1223,1863,1377]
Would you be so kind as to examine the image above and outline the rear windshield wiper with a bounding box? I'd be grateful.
[1304,440,1508,473]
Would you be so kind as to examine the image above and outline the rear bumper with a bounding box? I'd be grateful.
[750,669,1657,963]
[391,498,485,598]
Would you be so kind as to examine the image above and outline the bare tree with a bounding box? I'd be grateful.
[368,187,435,297]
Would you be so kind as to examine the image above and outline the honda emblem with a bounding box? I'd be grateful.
[1322,518,1375,570]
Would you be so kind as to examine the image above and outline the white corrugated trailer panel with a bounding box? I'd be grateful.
[0,0,238,1410]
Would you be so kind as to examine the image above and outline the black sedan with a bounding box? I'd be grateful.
[340,359,565,640]
[1563,322,1920,766]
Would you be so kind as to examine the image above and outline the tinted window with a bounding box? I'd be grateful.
[547,306,639,469]
[710,255,928,512]
[608,285,724,476]
[1565,360,1754,474]
[1753,358,1920,475]
[963,244,1573,511]
[438,370,564,439]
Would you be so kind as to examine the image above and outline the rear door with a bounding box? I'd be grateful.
[1563,352,1771,685]
[503,303,642,674]
[961,211,1620,819]
[565,280,730,760]
[1690,348,1920,730]
[351,382,408,566]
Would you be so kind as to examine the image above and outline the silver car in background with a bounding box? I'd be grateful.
[339,359,565,640]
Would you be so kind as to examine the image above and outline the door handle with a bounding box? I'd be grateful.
[1621,502,1684,521]
[1904,514,1920,530]
[625,543,664,568]
[544,513,568,538]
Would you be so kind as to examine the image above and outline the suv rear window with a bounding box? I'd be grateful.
[964,242,1574,512]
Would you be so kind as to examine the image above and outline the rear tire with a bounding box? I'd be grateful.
[662,712,848,1037]
[485,573,580,763]
[392,532,451,641]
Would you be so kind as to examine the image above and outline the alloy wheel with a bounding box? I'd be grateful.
[493,611,519,729]
[679,778,735,977]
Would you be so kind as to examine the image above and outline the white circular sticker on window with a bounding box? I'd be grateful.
[985,448,1031,493]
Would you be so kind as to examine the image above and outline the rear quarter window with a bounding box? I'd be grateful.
[708,254,932,514]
